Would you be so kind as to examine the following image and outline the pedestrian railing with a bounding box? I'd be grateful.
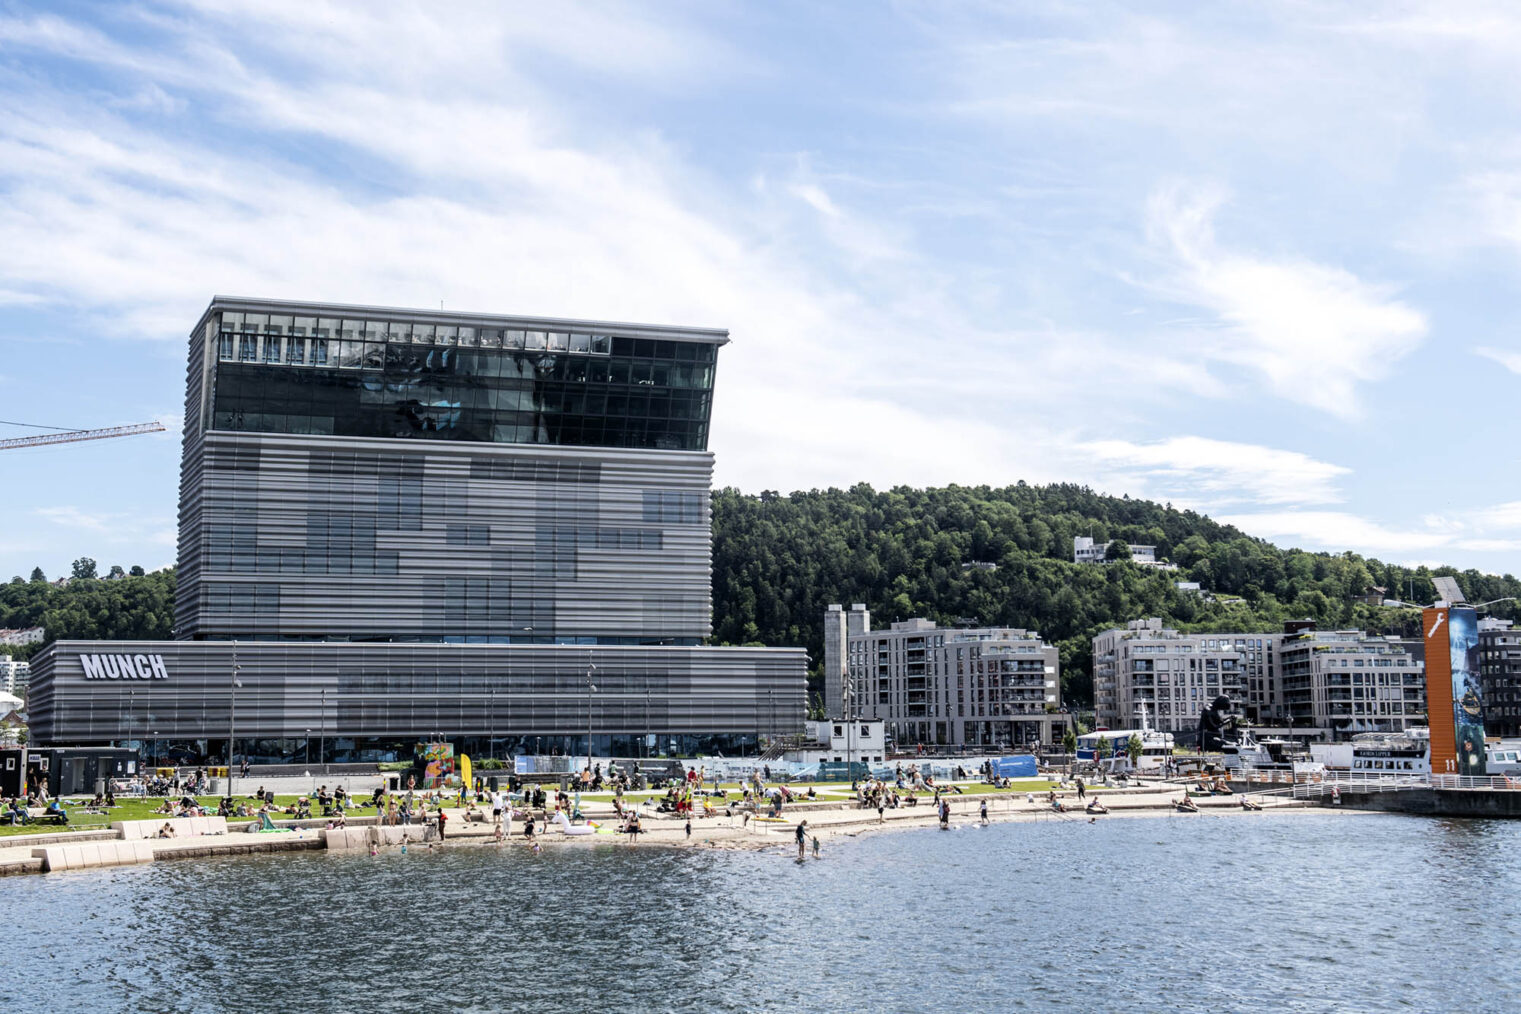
[1289,773,1428,799]
[1430,774,1521,791]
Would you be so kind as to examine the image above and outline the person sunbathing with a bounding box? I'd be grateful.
[1239,796,1263,811]
[1176,795,1199,812]
[1085,799,1109,814]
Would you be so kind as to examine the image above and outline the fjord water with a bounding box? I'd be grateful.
[3,813,1518,1013]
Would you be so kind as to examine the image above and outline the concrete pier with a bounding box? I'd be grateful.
[1325,787,1521,818]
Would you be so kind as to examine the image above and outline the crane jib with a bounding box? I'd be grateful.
[0,421,166,450]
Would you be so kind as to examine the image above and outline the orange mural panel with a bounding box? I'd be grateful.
[1424,607,1456,774]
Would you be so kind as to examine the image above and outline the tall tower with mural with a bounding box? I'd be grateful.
[1423,576,1487,776]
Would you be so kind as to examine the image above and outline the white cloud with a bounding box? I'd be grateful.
[35,506,176,546]
[1082,436,1349,507]
[1214,510,1453,555]
[1146,181,1428,417]
[1224,496,1521,564]
[1475,345,1521,375]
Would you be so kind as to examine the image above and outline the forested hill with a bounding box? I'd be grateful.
[709,483,1521,705]
[0,563,175,661]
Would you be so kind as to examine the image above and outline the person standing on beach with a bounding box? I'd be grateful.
[437,807,448,841]
[795,819,808,859]
[685,819,692,840]
[980,799,989,824]
[1076,777,1086,800]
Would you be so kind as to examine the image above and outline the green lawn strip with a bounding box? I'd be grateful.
[0,795,391,837]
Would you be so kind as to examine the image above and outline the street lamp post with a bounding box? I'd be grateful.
[305,729,311,766]
[586,659,598,775]
[320,688,327,774]
[228,642,242,797]
[845,674,855,787]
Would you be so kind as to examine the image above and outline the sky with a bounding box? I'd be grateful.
[3,1,1521,582]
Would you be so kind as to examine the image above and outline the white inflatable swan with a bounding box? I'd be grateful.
[553,811,596,836]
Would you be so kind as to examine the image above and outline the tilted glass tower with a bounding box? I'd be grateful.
[177,298,723,645]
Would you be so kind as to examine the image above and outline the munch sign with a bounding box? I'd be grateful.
[81,653,169,681]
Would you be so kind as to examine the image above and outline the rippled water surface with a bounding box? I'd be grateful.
[4,812,1520,1013]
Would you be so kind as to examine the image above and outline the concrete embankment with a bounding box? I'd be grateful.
[1325,787,1521,818]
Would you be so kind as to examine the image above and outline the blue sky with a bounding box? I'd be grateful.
[4,1,1521,581]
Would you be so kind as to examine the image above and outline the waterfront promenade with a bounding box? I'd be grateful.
[0,780,1315,876]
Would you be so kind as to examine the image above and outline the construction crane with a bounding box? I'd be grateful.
[0,421,166,451]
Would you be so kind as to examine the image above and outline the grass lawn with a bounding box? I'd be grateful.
[0,794,387,837]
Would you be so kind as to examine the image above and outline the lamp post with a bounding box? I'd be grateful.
[845,673,855,786]
[228,642,242,797]
[489,687,496,763]
[320,688,327,774]
[305,728,311,766]
[586,659,598,775]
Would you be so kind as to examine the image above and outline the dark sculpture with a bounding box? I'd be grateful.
[1197,695,1241,751]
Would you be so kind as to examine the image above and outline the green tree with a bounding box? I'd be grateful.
[1127,734,1144,769]
[28,567,44,583]
[107,565,126,580]
[1105,539,1131,562]
[71,557,97,580]
[129,565,145,577]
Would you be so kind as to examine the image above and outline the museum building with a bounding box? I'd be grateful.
[26,297,806,764]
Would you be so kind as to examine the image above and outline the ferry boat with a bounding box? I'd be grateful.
[1485,740,1521,776]
[1349,728,1429,778]
[1077,703,1173,773]
[1220,728,1304,775]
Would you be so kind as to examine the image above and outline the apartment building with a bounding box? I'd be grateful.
[1479,617,1521,738]
[828,607,1062,750]
[1092,619,1274,733]
[1279,627,1425,738]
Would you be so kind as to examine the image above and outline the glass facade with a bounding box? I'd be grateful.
[210,312,716,451]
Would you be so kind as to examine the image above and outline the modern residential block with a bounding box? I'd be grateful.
[828,607,1062,750]
[1479,617,1521,738]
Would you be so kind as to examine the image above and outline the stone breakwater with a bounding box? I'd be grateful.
[0,785,1320,875]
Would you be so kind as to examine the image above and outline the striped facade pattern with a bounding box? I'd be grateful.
[174,300,716,644]
[175,431,714,643]
[26,641,805,743]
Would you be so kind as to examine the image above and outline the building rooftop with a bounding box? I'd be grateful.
[194,296,729,346]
